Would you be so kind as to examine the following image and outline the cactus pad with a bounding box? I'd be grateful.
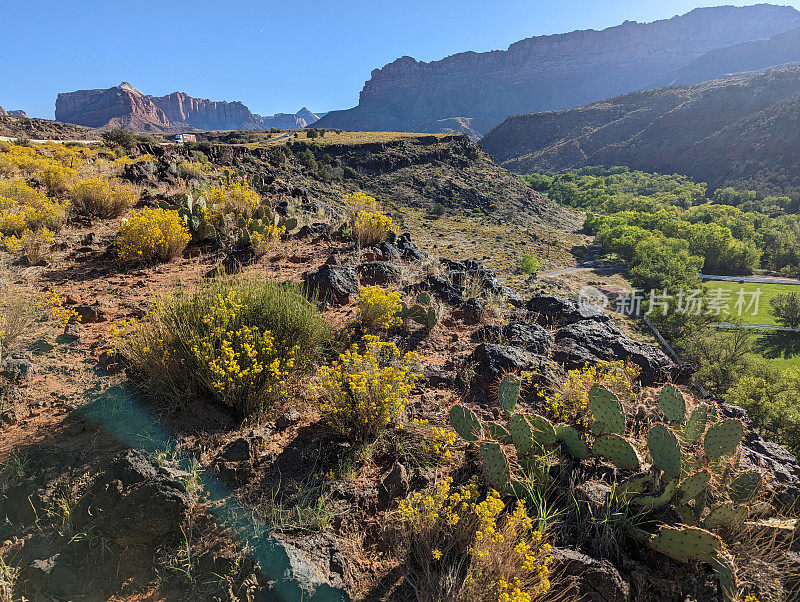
[528,414,557,447]
[678,469,711,502]
[684,403,708,443]
[497,373,521,416]
[729,470,762,504]
[647,424,682,477]
[449,404,482,442]
[648,525,722,563]
[588,384,626,435]
[479,442,511,491]
[555,424,590,459]
[617,472,652,501]
[509,413,535,456]
[704,419,744,461]
[705,503,748,529]
[710,551,738,602]
[484,421,513,444]
[593,434,641,471]
[631,478,677,511]
[659,384,687,423]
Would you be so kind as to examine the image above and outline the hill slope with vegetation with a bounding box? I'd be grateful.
[482,67,800,193]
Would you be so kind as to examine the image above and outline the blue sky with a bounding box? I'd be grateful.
[1,0,797,118]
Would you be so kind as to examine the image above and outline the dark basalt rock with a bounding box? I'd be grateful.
[481,322,553,356]
[2,356,37,381]
[470,342,560,392]
[550,547,630,602]
[375,241,401,262]
[553,319,692,385]
[357,261,403,285]
[527,293,607,325]
[396,232,429,261]
[295,222,331,240]
[303,264,360,305]
[73,450,192,548]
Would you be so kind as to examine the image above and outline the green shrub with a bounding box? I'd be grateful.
[101,128,138,151]
[112,275,331,414]
[519,254,540,275]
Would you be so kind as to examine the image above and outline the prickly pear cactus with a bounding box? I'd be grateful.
[648,525,722,563]
[684,403,708,443]
[710,551,738,602]
[729,470,762,504]
[704,419,744,462]
[497,373,520,416]
[631,479,677,511]
[479,442,511,491]
[593,434,641,471]
[678,469,711,502]
[484,421,513,444]
[705,504,748,529]
[509,413,535,457]
[588,385,625,435]
[528,414,557,447]
[659,384,687,423]
[555,424,590,460]
[449,404,482,442]
[646,424,682,477]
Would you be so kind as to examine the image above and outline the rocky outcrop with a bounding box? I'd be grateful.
[56,82,320,132]
[0,106,28,118]
[314,5,800,136]
[482,65,800,190]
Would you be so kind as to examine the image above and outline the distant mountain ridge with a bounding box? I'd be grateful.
[314,4,800,136]
[0,106,28,118]
[55,83,319,132]
[479,66,800,190]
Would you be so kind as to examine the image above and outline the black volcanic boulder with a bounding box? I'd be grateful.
[357,261,402,285]
[550,547,630,602]
[527,294,607,325]
[295,222,331,240]
[470,343,561,392]
[442,258,524,306]
[553,320,692,385]
[424,275,465,305]
[481,322,553,356]
[73,450,192,548]
[396,232,429,261]
[303,264,360,305]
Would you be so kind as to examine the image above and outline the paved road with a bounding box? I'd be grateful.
[701,274,800,285]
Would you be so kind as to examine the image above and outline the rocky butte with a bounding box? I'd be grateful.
[314,4,800,136]
[55,82,319,132]
[0,106,28,118]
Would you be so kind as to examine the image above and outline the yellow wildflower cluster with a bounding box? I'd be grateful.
[412,418,457,461]
[397,480,552,601]
[46,290,80,327]
[0,180,69,236]
[250,223,285,257]
[546,360,639,427]
[343,191,379,214]
[0,141,95,181]
[177,160,210,180]
[315,335,419,439]
[205,182,261,223]
[71,176,137,218]
[350,210,393,247]
[190,290,298,410]
[116,208,190,264]
[357,285,403,330]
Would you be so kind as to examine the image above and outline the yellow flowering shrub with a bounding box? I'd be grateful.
[315,335,419,440]
[46,290,80,327]
[36,163,76,195]
[357,285,403,330]
[350,210,393,246]
[250,223,285,257]
[205,182,261,223]
[116,208,190,264]
[343,191,379,214]
[112,276,329,413]
[0,181,68,235]
[190,289,299,411]
[545,360,640,427]
[71,177,136,217]
[396,480,552,601]
[412,418,458,461]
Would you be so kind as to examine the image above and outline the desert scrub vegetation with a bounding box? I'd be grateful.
[71,176,137,218]
[0,180,68,235]
[342,191,394,246]
[356,285,403,330]
[116,208,190,264]
[112,275,330,414]
[19,227,54,265]
[395,479,552,602]
[314,335,420,440]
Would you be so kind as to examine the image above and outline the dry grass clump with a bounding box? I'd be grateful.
[71,176,136,217]
[112,275,330,414]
